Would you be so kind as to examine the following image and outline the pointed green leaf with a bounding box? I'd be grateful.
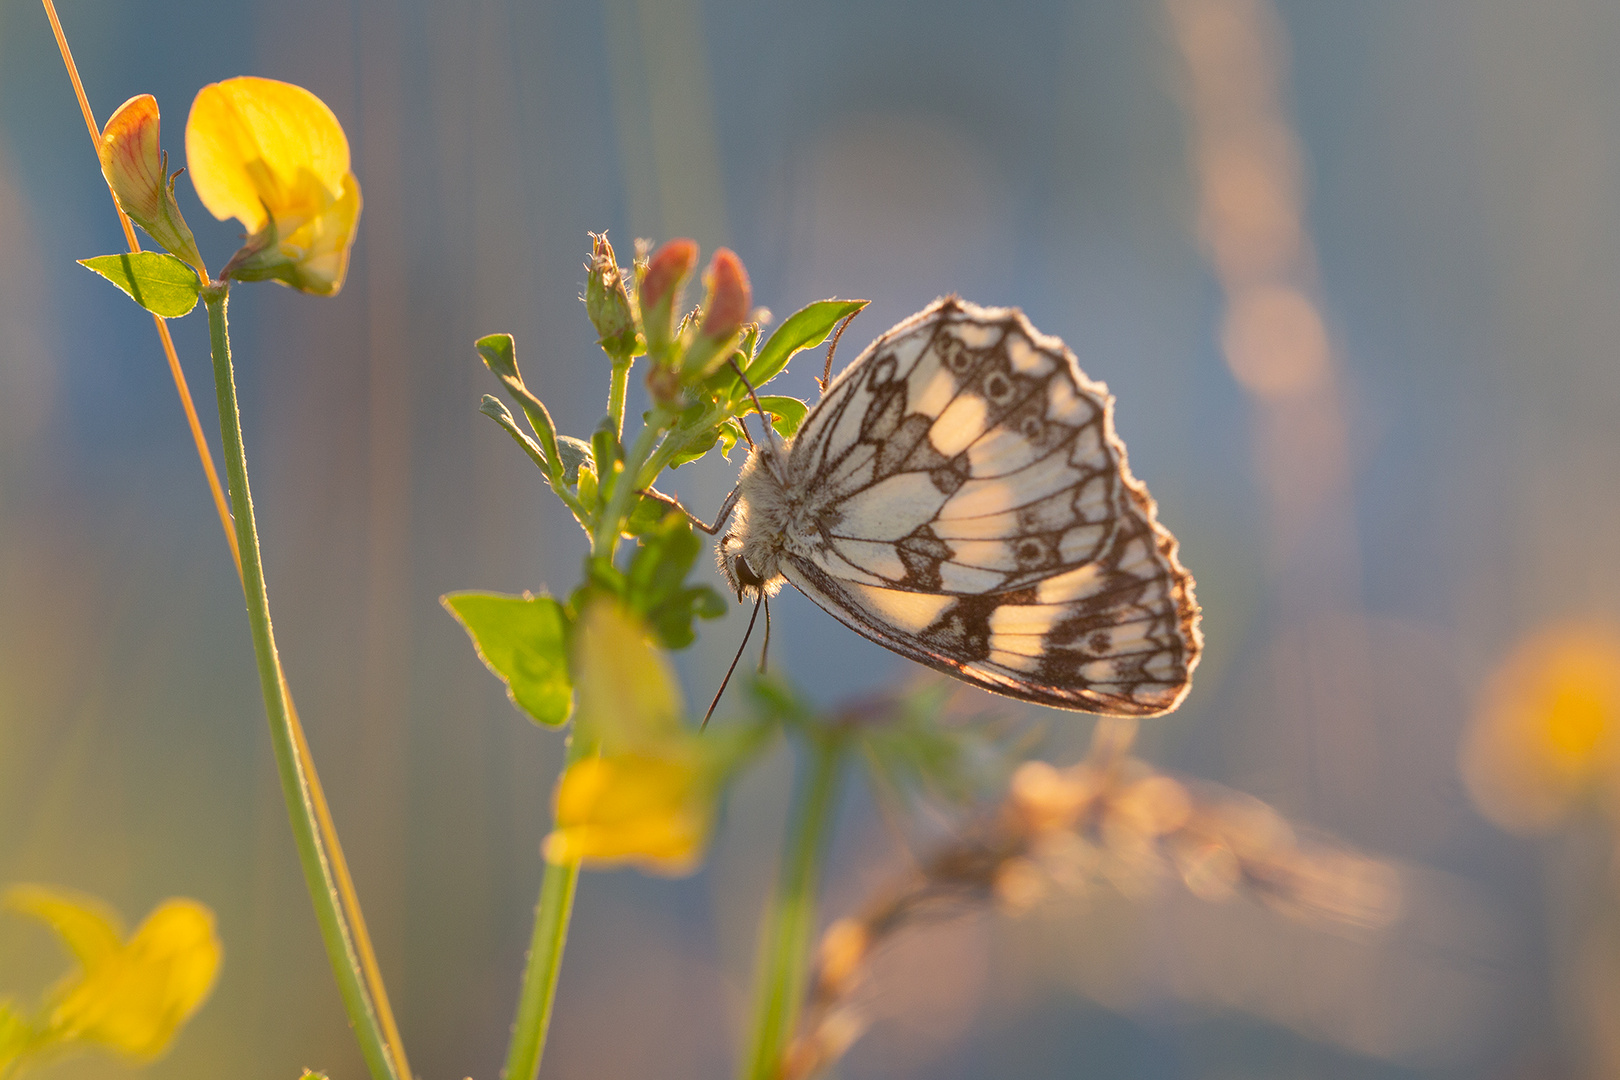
[743,298,867,387]
[79,252,201,318]
[754,396,809,439]
[443,592,573,726]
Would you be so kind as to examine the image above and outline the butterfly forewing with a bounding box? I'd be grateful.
[741,297,1201,716]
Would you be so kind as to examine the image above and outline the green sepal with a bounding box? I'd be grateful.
[79,251,201,318]
[442,591,574,727]
[744,299,867,387]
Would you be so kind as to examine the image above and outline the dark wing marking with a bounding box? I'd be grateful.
[775,297,1201,716]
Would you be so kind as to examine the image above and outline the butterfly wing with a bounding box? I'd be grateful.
[779,297,1201,716]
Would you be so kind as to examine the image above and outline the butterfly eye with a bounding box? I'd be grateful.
[735,556,765,590]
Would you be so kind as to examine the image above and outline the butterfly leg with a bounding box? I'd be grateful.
[636,483,741,536]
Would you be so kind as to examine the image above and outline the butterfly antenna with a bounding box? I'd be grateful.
[757,593,772,673]
[818,308,863,394]
[729,356,773,447]
[702,589,763,730]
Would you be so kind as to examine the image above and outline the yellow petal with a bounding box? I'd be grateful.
[275,171,363,295]
[4,884,124,969]
[545,751,713,874]
[46,898,221,1061]
[186,76,350,233]
[573,601,682,753]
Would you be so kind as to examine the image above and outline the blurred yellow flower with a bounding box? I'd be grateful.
[544,747,716,874]
[185,76,361,295]
[97,94,206,277]
[4,885,221,1062]
[540,601,761,875]
[1461,621,1620,832]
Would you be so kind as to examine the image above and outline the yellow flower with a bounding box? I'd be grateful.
[185,76,362,295]
[544,746,716,874]
[1461,621,1620,832]
[540,601,763,874]
[4,885,221,1062]
[97,94,206,277]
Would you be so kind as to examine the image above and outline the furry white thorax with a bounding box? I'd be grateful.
[717,439,801,599]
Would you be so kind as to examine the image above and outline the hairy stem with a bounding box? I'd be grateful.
[204,286,402,1080]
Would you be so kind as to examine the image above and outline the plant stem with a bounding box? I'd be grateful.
[740,731,847,1080]
[504,403,666,1079]
[502,730,589,1080]
[607,355,633,438]
[203,286,401,1080]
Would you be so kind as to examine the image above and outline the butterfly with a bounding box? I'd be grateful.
[705,296,1202,717]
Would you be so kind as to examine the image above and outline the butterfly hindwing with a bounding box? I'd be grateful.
[777,298,1200,715]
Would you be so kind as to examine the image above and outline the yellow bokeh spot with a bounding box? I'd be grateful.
[1461,621,1620,833]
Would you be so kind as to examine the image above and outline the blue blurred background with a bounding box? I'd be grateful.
[3,0,1619,1076]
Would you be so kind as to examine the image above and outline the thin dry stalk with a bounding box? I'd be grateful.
[779,718,1399,1080]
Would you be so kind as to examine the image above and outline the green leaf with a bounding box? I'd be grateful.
[442,592,573,726]
[474,333,520,380]
[744,298,867,388]
[625,491,672,536]
[754,396,809,439]
[78,252,201,318]
[555,436,594,485]
[623,510,727,648]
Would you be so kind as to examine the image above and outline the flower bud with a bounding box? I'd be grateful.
[679,247,752,378]
[585,232,639,360]
[98,95,206,278]
[638,238,698,359]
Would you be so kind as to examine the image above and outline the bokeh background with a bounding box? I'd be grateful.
[3,0,1620,1077]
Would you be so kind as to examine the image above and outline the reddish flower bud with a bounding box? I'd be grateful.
[639,238,699,358]
[680,248,753,378]
[98,95,206,278]
[700,248,751,342]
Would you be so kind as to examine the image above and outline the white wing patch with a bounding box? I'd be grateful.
[724,297,1202,717]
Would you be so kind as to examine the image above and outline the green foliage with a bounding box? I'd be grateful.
[442,592,573,727]
[580,510,727,650]
[78,252,201,318]
[744,298,867,386]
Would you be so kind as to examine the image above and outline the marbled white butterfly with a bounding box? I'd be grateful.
[715,297,1202,716]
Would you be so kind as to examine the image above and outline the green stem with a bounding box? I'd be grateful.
[590,414,667,559]
[606,355,633,439]
[503,405,664,1079]
[203,286,401,1080]
[502,732,589,1080]
[740,731,847,1080]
